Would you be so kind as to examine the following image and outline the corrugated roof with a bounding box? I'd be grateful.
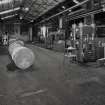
[0,0,65,21]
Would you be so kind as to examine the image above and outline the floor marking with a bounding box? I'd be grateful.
[20,88,47,98]
[0,94,4,97]
[66,77,100,85]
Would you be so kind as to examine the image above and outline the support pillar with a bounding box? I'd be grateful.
[14,23,20,35]
[29,26,33,41]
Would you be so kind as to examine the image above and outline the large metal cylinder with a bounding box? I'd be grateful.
[9,39,35,70]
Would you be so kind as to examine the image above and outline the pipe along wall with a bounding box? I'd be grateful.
[8,39,35,70]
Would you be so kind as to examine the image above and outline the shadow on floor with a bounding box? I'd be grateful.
[0,46,8,55]
[6,63,37,72]
[6,62,18,71]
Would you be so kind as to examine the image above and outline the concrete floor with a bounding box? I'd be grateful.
[0,45,105,105]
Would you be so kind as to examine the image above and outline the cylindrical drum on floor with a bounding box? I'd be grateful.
[8,39,35,70]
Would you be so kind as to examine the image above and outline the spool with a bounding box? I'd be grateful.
[9,39,35,70]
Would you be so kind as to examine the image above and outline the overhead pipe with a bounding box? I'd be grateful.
[68,8,85,16]
[34,0,90,25]
[1,14,18,20]
[0,0,13,5]
[0,7,20,15]
[0,0,22,5]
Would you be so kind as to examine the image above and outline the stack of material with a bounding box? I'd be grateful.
[97,58,105,66]
[8,39,35,70]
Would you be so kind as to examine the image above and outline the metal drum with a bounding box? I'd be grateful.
[9,39,35,70]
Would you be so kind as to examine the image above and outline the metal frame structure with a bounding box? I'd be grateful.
[34,0,90,25]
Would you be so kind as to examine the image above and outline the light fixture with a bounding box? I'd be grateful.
[102,5,105,11]
[73,0,80,4]
[25,7,29,11]
[22,7,29,12]
[1,14,18,20]
[0,7,20,15]
[19,15,23,20]
[31,20,34,22]
[68,9,71,12]
[62,6,66,9]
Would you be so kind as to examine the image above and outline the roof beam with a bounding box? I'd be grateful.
[34,0,65,20]
[22,0,38,19]
[1,14,18,20]
[34,0,90,25]
[0,7,20,15]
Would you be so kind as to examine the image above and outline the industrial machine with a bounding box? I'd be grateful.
[71,22,96,62]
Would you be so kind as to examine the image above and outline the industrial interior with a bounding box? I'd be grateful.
[0,0,105,104]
